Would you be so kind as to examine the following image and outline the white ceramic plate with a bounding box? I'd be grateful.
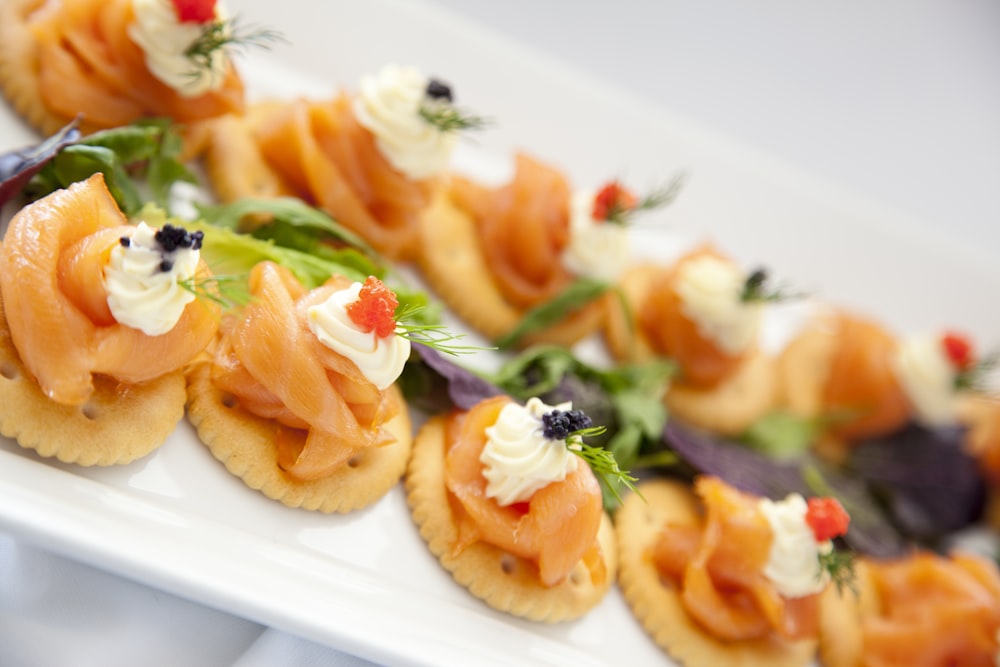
[1,1,998,666]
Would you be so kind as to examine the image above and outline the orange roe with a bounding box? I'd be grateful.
[942,332,975,371]
[805,497,850,542]
[171,0,217,23]
[592,181,637,222]
[347,276,399,338]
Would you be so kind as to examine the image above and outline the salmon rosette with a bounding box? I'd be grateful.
[820,551,1000,667]
[0,0,247,136]
[186,262,413,513]
[419,155,670,348]
[779,310,991,450]
[616,476,854,667]
[405,394,618,622]
[0,173,220,464]
[197,64,481,261]
[604,245,783,434]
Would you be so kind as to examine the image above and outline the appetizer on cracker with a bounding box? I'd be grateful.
[605,246,789,434]
[0,172,220,464]
[405,395,623,621]
[819,551,1000,667]
[199,64,484,260]
[0,0,262,135]
[420,157,678,348]
[186,264,414,513]
[616,475,854,667]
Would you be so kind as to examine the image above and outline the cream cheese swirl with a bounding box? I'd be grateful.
[758,493,829,598]
[895,333,959,426]
[674,254,761,355]
[561,189,630,281]
[480,397,580,506]
[128,0,228,97]
[103,222,199,336]
[352,64,458,181]
[306,281,410,390]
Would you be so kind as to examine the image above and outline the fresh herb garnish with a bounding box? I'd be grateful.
[541,408,640,505]
[179,272,250,309]
[418,100,491,133]
[818,548,857,595]
[394,303,489,356]
[740,266,804,303]
[594,174,685,226]
[955,351,999,392]
[184,18,285,78]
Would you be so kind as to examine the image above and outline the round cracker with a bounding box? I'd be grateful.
[417,186,609,348]
[404,414,617,622]
[616,479,818,667]
[185,359,412,513]
[602,262,663,363]
[776,314,839,419]
[0,286,186,466]
[817,560,876,667]
[666,351,781,436]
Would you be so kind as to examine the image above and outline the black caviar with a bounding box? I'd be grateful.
[155,224,204,252]
[425,78,453,102]
[541,409,593,441]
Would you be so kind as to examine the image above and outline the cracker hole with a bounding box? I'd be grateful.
[569,571,583,587]
[500,555,516,575]
[0,363,17,380]
[81,403,99,420]
[346,454,362,469]
[220,393,238,409]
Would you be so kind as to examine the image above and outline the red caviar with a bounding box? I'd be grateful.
[347,276,399,338]
[592,181,637,222]
[805,497,850,542]
[171,0,217,23]
[942,332,975,371]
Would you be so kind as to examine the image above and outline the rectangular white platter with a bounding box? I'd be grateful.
[0,1,998,666]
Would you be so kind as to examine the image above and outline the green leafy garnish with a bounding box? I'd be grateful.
[564,426,641,505]
[178,273,251,309]
[740,267,805,303]
[818,548,857,596]
[184,18,285,79]
[741,411,824,460]
[494,277,610,349]
[27,119,196,214]
[955,350,1000,392]
[418,100,491,133]
[394,303,489,356]
[597,174,686,226]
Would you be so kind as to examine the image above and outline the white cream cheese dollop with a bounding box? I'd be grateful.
[561,189,630,281]
[895,333,960,427]
[306,281,410,390]
[352,64,458,181]
[103,222,199,336]
[673,255,761,355]
[128,0,228,97]
[480,397,580,506]
[758,493,829,599]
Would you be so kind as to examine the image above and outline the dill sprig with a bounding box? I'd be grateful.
[601,174,686,226]
[955,350,1000,392]
[418,100,491,133]
[393,303,493,356]
[818,548,857,596]
[565,426,641,505]
[740,267,806,303]
[179,272,250,309]
[184,17,285,78]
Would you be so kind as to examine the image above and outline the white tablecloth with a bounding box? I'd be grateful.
[2,1,997,665]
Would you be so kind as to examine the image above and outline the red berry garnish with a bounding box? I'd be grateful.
[346,276,399,338]
[805,497,850,542]
[592,181,637,222]
[170,0,218,23]
[941,332,975,371]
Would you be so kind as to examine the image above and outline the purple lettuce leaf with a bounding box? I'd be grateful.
[402,343,505,412]
[0,119,81,207]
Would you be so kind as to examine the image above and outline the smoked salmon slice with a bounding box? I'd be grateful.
[0,173,219,406]
[652,476,821,642]
[209,261,399,481]
[443,395,605,587]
